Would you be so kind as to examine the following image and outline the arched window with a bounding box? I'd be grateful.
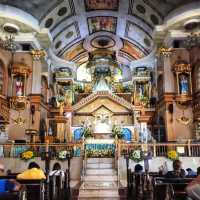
[0,62,4,95]
[41,76,48,102]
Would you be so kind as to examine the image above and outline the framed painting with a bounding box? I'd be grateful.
[85,0,119,11]
[88,16,117,34]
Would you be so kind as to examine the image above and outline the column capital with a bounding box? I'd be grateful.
[159,47,173,57]
[31,49,46,61]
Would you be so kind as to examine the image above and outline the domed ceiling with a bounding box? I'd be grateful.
[1,0,199,65]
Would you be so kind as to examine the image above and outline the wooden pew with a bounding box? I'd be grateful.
[153,177,194,200]
[0,176,24,200]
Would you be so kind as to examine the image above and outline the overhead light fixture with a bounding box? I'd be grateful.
[0,23,19,52]
[184,32,200,49]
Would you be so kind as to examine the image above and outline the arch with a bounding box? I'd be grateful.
[153,116,166,142]
[73,128,84,141]
[39,118,47,143]
[41,75,48,102]
[122,128,132,142]
[157,74,164,97]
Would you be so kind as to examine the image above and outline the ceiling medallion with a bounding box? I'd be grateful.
[91,35,115,49]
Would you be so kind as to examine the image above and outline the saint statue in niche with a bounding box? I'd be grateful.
[16,77,23,96]
[179,74,189,94]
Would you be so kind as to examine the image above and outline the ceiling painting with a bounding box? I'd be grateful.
[85,0,119,11]
[88,16,117,34]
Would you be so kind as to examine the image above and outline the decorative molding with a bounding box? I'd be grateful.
[72,91,134,111]
[31,49,46,61]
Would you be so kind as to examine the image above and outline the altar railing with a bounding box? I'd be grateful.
[118,141,200,157]
[1,141,200,158]
[0,142,83,158]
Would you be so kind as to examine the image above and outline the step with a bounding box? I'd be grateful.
[84,175,118,182]
[79,189,119,198]
[86,163,114,169]
[80,181,118,190]
[86,169,117,175]
[87,158,114,164]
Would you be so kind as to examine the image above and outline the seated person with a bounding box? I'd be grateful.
[17,162,45,180]
[165,160,185,178]
[186,168,197,177]
[28,162,40,169]
[197,167,200,176]
[49,162,65,178]
[0,164,21,193]
[186,174,200,200]
[134,164,143,174]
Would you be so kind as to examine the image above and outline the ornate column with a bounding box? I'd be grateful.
[160,48,175,93]
[159,48,175,141]
[29,50,46,133]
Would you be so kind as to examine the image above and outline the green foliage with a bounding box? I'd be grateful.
[111,125,124,139]
[81,126,93,138]
[86,149,114,158]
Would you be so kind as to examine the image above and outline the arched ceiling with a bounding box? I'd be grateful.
[0,0,199,65]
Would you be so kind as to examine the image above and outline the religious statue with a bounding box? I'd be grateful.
[139,84,144,99]
[16,78,23,96]
[179,74,189,94]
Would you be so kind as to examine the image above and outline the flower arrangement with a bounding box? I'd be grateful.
[129,149,143,163]
[111,125,124,139]
[86,149,115,158]
[58,150,72,161]
[56,95,65,103]
[21,150,35,161]
[167,150,179,161]
[82,126,93,138]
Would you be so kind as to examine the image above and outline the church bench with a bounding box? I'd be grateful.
[153,177,194,200]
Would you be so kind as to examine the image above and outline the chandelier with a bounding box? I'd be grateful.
[0,23,18,52]
[184,32,200,49]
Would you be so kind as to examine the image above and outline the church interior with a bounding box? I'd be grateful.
[0,0,200,199]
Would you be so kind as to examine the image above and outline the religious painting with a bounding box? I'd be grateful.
[88,16,117,34]
[121,40,144,60]
[64,41,86,61]
[85,0,119,11]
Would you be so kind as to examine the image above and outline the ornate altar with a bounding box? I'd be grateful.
[132,67,151,106]
[172,57,192,104]
[10,62,32,110]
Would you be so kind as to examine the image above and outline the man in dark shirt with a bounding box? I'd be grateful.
[165,160,186,178]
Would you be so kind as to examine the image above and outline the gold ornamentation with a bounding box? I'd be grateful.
[10,96,27,110]
[173,63,192,73]
[12,63,32,76]
[31,49,46,61]
[176,111,192,126]
[12,112,26,126]
[159,47,173,57]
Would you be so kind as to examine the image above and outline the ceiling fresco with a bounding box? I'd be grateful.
[54,22,81,56]
[0,0,198,64]
[64,40,86,61]
[87,16,117,34]
[125,21,153,54]
[85,0,119,11]
[120,40,145,60]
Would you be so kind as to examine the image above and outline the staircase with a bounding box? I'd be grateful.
[78,158,119,200]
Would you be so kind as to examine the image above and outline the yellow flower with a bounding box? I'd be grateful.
[167,150,178,160]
